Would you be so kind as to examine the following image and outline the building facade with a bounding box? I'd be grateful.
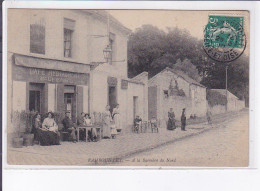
[148,67,207,128]
[7,9,148,135]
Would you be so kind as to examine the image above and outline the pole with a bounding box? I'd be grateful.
[107,11,110,45]
[225,65,228,111]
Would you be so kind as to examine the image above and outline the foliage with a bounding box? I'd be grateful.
[173,59,202,82]
[206,89,227,107]
[128,24,249,100]
[11,110,37,135]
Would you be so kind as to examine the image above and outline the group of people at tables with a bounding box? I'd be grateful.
[32,104,121,146]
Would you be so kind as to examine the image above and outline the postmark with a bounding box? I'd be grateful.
[203,15,246,62]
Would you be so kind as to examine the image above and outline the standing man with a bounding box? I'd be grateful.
[62,111,77,143]
[206,109,213,126]
[181,108,186,131]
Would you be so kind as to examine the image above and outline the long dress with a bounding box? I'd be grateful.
[102,110,112,138]
[112,108,121,131]
[167,111,176,130]
[38,118,60,146]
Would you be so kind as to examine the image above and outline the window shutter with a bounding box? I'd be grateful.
[57,84,64,114]
[77,86,84,119]
[64,18,75,30]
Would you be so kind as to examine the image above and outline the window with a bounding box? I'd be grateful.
[64,28,73,58]
[64,18,75,58]
[30,17,45,54]
[164,90,169,98]
[108,32,116,64]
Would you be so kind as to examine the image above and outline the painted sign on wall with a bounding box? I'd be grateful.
[13,64,89,85]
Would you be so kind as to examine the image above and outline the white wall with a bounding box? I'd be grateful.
[149,70,207,125]
[12,81,27,112]
[48,84,56,112]
[8,9,129,77]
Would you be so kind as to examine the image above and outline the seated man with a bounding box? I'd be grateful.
[77,112,87,141]
[134,115,142,133]
[62,111,77,143]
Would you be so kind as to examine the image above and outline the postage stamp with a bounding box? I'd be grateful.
[203,15,246,62]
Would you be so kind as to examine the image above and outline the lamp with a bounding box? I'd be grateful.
[103,45,112,62]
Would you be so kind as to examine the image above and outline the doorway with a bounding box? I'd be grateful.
[108,86,117,114]
[133,96,138,119]
[29,83,45,113]
[64,85,76,122]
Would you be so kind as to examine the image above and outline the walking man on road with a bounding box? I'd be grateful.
[181,108,186,131]
[206,110,213,126]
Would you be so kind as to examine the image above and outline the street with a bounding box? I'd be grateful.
[7,110,248,166]
[119,110,249,167]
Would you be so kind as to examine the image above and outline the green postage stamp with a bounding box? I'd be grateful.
[204,15,244,48]
[203,15,246,62]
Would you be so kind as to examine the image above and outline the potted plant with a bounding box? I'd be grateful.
[23,111,35,146]
[12,111,24,148]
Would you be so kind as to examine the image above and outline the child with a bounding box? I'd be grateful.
[150,116,158,133]
[134,115,142,133]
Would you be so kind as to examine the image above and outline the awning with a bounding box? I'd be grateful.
[13,54,91,74]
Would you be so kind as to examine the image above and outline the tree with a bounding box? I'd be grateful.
[127,24,249,100]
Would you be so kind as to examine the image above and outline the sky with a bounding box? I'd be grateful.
[110,10,249,40]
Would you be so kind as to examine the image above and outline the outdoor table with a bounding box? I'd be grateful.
[77,125,102,142]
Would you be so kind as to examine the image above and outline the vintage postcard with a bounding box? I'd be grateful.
[4,7,250,167]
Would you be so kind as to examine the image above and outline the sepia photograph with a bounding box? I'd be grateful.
[5,8,250,167]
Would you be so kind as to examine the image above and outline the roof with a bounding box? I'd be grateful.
[82,10,131,35]
[150,67,206,88]
[210,89,239,99]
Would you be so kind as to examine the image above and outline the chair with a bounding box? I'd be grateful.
[150,120,159,133]
[141,121,148,133]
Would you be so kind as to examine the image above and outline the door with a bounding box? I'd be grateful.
[64,85,76,122]
[29,90,40,112]
[28,83,45,113]
[133,96,138,119]
[108,86,117,114]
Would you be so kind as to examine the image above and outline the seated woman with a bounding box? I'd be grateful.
[37,112,60,146]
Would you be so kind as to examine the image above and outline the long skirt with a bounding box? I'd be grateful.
[167,118,176,130]
[114,114,121,130]
[111,124,117,136]
[37,129,60,146]
[102,123,111,138]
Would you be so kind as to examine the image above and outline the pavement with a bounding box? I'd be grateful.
[7,109,248,166]
[120,110,249,167]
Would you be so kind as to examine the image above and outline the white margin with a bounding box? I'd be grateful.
[2,1,258,171]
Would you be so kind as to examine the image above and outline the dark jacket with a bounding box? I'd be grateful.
[77,116,85,126]
[181,112,186,124]
[62,116,75,131]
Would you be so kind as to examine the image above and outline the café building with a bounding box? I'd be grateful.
[11,54,90,122]
[7,9,148,135]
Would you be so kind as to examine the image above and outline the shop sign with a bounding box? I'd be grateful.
[121,80,128,89]
[107,77,117,86]
[13,64,88,85]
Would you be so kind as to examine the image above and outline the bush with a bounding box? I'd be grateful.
[207,90,227,107]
